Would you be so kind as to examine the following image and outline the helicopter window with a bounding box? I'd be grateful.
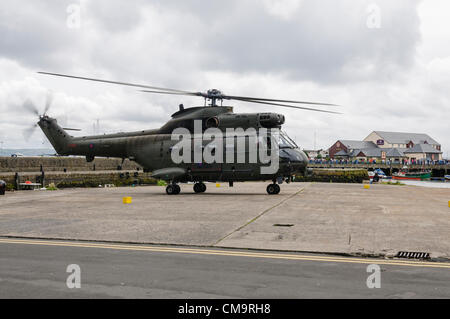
[279,134,296,149]
[286,133,298,148]
[205,117,219,128]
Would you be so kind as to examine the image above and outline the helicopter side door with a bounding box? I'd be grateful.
[221,134,256,181]
[189,135,222,177]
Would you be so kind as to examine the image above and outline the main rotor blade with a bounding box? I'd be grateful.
[224,95,339,107]
[140,90,201,97]
[38,71,341,111]
[38,72,194,94]
[235,98,342,114]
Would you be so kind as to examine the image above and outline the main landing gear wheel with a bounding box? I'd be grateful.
[193,182,206,193]
[266,183,280,195]
[166,184,181,195]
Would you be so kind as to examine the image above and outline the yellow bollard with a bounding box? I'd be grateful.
[216,183,220,188]
[364,185,370,189]
[123,197,132,204]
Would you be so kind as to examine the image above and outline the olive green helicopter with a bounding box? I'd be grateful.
[26,72,339,195]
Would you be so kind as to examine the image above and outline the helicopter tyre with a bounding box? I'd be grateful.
[194,182,206,193]
[274,184,280,194]
[166,184,180,195]
[266,183,280,195]
[193,183,202,193]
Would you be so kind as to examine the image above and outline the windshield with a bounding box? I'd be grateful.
[279,131,298,149]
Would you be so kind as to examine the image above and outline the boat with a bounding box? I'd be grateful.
[392,171,431,181]
[368,169,391,181]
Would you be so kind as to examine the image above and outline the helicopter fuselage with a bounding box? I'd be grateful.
[34,71,337,194]
[38,106,309,185]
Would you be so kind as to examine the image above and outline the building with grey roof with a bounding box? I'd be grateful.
[404,144,441,154]
[364,131,441,151]
[329,131,442,161]
[339,140,378,150]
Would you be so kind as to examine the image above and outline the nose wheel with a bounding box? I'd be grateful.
[166,184,181,195]
[193,182,206,193]
[266,183,280,195]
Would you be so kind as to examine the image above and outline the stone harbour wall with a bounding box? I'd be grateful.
[0,156,142,172]
[0,170,157,190]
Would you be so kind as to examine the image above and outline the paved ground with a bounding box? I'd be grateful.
[0,238,449,299]
[0,182,449,259]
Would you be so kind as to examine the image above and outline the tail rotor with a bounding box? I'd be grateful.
[22,91,54,141]
[43,91,53,115]
[23,124,39,141]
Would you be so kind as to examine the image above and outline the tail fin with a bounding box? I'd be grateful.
[37,115,73,155]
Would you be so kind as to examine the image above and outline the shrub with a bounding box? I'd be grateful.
[295,169,368,183]
[381,181,405,186]
[157,179,167,186]
[55,176,158,188]
[46,183,58,190]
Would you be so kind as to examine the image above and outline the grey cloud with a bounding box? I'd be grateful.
[195,0,421,83]
[0,1,78,69]
[1,0,449,154]
[84,0,145,33]
[0,0,422,86]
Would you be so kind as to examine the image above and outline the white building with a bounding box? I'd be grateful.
[329,131,443,161]
[364,131,441,150]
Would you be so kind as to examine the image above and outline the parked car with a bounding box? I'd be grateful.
[0,180,5,195]
[11,153,24,157]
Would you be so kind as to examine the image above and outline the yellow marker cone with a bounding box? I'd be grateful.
[123,197,132,204]
[216,183,220,187]
[364,185,370,189]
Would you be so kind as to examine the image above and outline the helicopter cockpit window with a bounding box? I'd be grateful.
[279,132,297,149]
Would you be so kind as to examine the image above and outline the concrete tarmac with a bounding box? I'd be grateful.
[0,239,449,299]
[0,182,449,259]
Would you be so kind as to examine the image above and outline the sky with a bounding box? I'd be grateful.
[0,0,449,158]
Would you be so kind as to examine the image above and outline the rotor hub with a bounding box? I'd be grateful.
[205,89,224,106]
[206,89,223,97]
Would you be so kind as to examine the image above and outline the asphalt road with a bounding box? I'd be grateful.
[0,238,449,299]
[2,183,449,259]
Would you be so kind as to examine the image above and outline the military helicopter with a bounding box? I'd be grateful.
[30,72,339,195]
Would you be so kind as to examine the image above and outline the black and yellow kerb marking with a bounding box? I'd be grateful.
[0,238,449,269]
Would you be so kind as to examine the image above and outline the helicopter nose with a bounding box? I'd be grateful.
[279,148,308,173]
